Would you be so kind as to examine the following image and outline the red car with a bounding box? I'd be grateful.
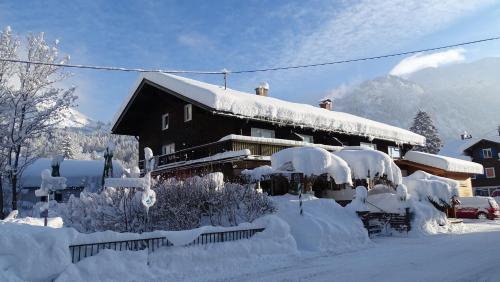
[455,197,500,220]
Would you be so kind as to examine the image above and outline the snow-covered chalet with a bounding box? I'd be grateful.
[111,73,426,185]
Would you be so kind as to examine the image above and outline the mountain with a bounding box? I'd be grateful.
[58,108,107,131]
[328,58,500,141]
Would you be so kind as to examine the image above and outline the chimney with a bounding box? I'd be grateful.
[319,99,333,111]
[498,125,500,136]
[255,82,269,96]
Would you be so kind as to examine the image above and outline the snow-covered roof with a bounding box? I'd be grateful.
[113,72,425,146]
[21,158,125,188]
[404,151,483,174]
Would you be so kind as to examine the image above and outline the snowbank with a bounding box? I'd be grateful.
[404,150,483,174]
[114,72,425,145]
[271,147,352,185]
[0,223,79,281]
[1,216,64,228]
[334,149,402,184]
[273,194,370,252]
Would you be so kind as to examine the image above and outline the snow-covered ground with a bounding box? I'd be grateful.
[55,220,500,282]
[224,220,500,282]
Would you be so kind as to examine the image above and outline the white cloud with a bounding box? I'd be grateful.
[389,48,466,76]
[265,1,489,69]
[177,32,212,49]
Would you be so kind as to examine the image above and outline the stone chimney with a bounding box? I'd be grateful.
[319,99,333,111]
[255,82,269,96]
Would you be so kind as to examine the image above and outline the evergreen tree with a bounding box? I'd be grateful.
[409,110,442,154]
[61,134,77,159]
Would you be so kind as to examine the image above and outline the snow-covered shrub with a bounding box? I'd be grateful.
[55,174,276,233]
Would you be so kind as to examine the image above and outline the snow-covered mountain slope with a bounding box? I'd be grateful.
[328,58,500,141]
[58,108,105,131]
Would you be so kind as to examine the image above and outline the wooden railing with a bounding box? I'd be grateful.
[140,138,309,170]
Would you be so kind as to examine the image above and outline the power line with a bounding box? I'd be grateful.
[231,36,500,73]
[0,36,499,75]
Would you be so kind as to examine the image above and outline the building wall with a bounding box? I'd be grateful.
[467,140,500,191]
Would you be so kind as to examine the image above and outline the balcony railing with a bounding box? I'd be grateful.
[139,137,323,170]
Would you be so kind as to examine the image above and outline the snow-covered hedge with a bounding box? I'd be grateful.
[55,175,276,233]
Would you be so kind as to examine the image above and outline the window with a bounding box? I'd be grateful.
[483,148,493,158]
[297,133,314,143]
[360,142,377,150]
[251,128,275,138]
[162,113,169,130]
[184,104,192,122]
[485,167,496,178]
[162,143,175,155]
[388,146,401,159]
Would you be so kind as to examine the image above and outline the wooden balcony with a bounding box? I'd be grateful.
[139,137,338,170]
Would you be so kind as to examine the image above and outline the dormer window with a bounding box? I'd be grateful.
[184,104,192,122]
[162,113,169,130]
[482,148,492,158]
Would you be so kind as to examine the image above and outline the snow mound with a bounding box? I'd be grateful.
[0,223,79,281]
[273,194,370,252]
[334,149,402,184]
[271,147,352,185]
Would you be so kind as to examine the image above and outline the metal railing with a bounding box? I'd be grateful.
[69,227,265,263]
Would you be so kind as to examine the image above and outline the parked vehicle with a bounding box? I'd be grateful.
[456,197,499,220]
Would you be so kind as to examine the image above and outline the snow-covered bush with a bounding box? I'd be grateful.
[55,175,276,233]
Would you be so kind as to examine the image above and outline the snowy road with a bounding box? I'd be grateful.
[221,221,500,282]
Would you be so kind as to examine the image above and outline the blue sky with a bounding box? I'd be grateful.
[1,0,500,121]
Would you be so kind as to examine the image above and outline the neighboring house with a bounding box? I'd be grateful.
[19,158,125,209]
[396,150,483,197]
[111,73,424,184]
[440,131,500,196]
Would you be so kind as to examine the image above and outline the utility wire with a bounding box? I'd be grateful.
[0,36,499,75]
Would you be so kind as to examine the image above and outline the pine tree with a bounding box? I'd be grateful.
[61,134,77,159]
[409,110,442,154]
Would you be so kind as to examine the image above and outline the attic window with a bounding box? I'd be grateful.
[483,148,492,158]
[162,113,169,130]
[184,104,192,122]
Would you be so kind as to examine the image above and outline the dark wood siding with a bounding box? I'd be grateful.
[467,140,500,187]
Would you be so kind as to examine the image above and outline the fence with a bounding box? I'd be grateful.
[69,227,265,263]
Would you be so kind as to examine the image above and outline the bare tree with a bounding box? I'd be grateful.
[0,26,76,211]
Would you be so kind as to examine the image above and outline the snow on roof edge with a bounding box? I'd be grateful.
[112,72,425,145]
[404,150,483,174]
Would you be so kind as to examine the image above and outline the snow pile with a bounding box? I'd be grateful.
[334,148,402,184]
[271,147,352,185]
[114,72,425,145]
[404,170,459,202]
[0,223,79,281]
[273,194,370,252]
[404,150,483,174]
[241,165,275,182]
[1,216,64,228]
